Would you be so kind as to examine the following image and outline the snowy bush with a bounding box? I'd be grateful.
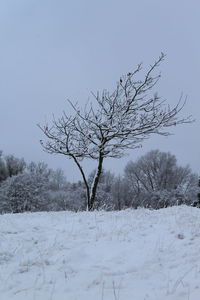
[46,185,86,212]
[0,173,49,213]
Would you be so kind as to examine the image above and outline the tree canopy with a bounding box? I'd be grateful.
[39,54,192,210]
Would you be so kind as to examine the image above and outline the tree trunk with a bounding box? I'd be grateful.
[71,155,90,210]
[88,154,104,210]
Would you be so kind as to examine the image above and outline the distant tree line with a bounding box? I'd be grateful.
[0,149,198,214]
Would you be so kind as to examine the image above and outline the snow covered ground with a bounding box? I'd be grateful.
[1,206,200,300]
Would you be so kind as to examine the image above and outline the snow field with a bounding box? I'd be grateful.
[1,206,200,299]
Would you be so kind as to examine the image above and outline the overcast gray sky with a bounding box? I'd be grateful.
[0,0,199,181]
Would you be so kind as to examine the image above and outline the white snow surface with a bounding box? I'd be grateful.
[1,206,200,300]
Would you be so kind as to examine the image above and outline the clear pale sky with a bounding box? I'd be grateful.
[0,0,199,181]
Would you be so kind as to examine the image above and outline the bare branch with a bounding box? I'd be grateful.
[39,54,193,210]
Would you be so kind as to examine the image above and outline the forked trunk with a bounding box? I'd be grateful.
[72,152,104,211]
[71,155,90,210]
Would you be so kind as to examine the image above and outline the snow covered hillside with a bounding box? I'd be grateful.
[1,206,200,300]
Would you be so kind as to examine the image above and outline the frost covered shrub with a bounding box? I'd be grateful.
[0,181,10,213]
[0,165,88,213]
[0,173,49,213]
[45,190,70,211]
[46,184,86,212]
[140,189,185,209]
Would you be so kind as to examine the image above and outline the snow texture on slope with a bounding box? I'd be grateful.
[1,206,200,299]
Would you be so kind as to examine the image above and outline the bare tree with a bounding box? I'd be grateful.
[124,150,198,208]
[39,54,192,210]
[5,155,26,177]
